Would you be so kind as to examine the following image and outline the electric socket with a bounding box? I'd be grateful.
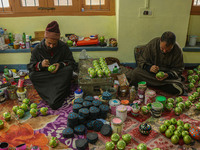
[139,7,154,18]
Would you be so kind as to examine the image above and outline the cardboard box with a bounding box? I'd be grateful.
[34,31,45,41]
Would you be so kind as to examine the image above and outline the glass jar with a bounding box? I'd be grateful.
[129,86,136,103]
[111,117,123,135]
[138,81,147,102]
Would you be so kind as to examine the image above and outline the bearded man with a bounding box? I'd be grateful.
[28,21,75,109]
[128,31,185,95]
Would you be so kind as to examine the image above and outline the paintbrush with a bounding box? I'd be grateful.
[40,54,50,65]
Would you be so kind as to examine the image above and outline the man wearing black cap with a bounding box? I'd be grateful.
[27,21,75,110]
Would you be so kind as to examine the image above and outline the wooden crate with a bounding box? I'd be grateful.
[78,58,113,96]
[34,31,45,41]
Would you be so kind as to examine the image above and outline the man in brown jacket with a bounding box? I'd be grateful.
[129,31,185,95]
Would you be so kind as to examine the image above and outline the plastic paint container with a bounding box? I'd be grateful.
[155,96,166,108]
[150,102,163,118]
[144,89,156,104]
[7,86,17,100]
[138,81,147,102]
[111,117,123,135]
[189,35,198,46]
[17,88,27,102]
[74,88,83,99]
[116,105,127,122]
[109,99,120,115]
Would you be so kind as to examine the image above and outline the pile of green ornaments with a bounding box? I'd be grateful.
[159,118,192,145]
[105,133,131,150]
[106,133,160,150]
[165,97,190,115]
[166,87,200,115]
[12,98,48,118]
[88,57,111,78]
[141,88,200,116]
[130,143,160,150]
[187,66,200,90]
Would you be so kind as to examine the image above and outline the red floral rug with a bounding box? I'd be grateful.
[0,69,200,150]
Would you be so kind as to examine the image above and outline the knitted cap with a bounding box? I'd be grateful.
[44,21,60,40]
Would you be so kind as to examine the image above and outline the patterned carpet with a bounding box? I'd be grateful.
[0,70,200,150]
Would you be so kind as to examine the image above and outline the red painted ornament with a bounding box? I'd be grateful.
[189,125,200,140]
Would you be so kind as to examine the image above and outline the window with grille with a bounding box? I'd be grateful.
[0,0,115,16]
[21,0,39,7]
[193,0,200,6]
[191,0,200,15]
[0,0,12,13]
[85,0,105,5]
[54,0,73,6]
[82,0,115,13]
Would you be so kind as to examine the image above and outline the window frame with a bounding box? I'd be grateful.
[0,0,13,14]
[0,0,115,17]
[191,0,200,15]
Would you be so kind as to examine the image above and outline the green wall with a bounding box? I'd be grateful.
[1,0,199,65]
[117,0,193,63]
[188,15,200,42]
[0,16,117,64]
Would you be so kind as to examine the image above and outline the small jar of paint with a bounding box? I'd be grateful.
[155,96,166,108]
[109,99,120,115]
[116,105,127,122]
[111,117,123,135]
[138,81,147,102]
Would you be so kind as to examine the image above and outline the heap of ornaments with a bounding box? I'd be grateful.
[187,65,200,91]
[63,96,111,150]
[88,57,111,78]
[166,91,200,116]
[12,98,48,119]
[106,133,131,150]
[106,133,160,150]
[159,118,192,145]
[140,93,200,116]
[130,144,160,150]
